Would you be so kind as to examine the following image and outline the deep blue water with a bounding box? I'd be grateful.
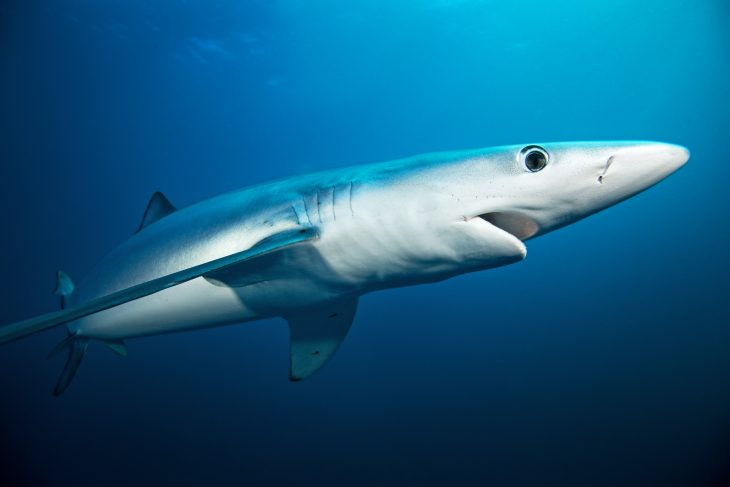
[1,1,729,485]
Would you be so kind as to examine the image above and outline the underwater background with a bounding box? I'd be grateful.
[1,1,729,485]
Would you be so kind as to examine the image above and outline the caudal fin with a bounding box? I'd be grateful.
[50,332,88,396]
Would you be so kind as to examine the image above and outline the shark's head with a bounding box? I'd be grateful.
[391,141,690,282]
[468,141,689,244]
[326,141,689,289]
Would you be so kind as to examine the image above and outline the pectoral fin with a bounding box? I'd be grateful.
[286,297,358,381]
[0,226,319,345]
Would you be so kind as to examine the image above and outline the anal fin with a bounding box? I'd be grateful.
[102,339,127,357]
[286,296,358,381]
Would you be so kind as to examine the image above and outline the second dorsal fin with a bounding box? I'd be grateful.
[136,191,176,233]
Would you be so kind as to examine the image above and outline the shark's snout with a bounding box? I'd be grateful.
[663,143,691,169]
[598,142,689,189]
[479,141,690,242]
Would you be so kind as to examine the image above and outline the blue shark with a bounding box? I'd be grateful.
[0,141,689,394]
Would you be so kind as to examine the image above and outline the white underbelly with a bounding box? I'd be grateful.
[71,277,259,340]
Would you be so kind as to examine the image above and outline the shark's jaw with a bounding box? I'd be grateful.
[461,212,537,264]
[460,213,529,262]
[478,212,539,241]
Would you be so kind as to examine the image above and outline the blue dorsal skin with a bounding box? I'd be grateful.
[0,141,689,394]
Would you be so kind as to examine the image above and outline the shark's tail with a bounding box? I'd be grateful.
[47,333,126,396]
[48,331,88,396]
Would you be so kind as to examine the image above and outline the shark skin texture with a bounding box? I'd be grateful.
[0,141,689,394]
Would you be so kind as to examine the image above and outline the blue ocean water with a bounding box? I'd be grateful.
[1,0,729,485]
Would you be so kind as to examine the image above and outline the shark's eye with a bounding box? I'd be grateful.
[521,146,549,172]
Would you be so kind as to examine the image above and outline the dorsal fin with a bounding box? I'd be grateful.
[136,191,176,233]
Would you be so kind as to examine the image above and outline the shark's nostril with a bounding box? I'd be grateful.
[598,155,614,184]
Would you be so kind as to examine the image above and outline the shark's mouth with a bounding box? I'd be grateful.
[477,212,539,241]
